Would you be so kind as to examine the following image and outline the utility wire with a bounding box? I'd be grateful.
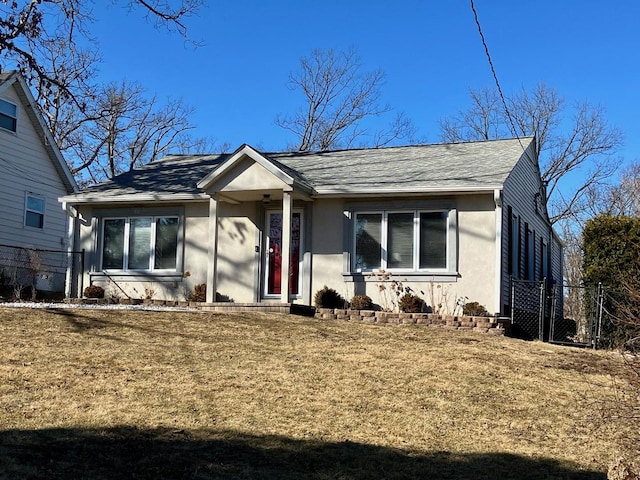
[469,0,528,154]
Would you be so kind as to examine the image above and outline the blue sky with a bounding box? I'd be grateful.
[89,1,639,168]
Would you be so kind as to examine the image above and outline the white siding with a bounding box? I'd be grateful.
[0,84,69,250]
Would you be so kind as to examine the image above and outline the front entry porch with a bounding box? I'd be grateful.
[196,144,314,306]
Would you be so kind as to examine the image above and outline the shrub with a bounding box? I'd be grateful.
[350,294,373,310]
[192,284,206,302]
[398,293,425,313]
[314,286,345,309]
[83,284,105,298]
[583,215,640,347]
[216,292,233,302]
[463,301,489,317]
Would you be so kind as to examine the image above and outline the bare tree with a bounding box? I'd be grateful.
[440,84,623,223]
[276,48,416,152]
[1,1,214,185]
[0,0,202,102]
[63,81,204,185]
[585,161,640,218]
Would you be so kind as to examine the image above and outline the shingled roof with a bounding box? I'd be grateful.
[63,137,534,203]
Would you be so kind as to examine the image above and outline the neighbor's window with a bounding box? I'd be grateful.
[354,211,448,272]
[101,216,180,271]
[24,194,45,228]
[0,99,17,132]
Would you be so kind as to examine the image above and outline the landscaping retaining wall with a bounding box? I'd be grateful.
[315,308,509,335]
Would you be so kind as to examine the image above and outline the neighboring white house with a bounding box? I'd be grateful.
[0,70,78,293]
[59,136,562,316]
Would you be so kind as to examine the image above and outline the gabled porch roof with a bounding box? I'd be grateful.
[196,144,315,203]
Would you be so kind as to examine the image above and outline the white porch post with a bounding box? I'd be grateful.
[63,205,76,298]
[206,195,219,303]
[280,191,292,303]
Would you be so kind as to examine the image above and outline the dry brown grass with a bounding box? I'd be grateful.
[0,307,629,479]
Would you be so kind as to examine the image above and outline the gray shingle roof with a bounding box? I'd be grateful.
[77,154,227,197]
[269,137,533,193]
[65,137,534,201]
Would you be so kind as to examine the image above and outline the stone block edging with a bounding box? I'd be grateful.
[314,308,508,335]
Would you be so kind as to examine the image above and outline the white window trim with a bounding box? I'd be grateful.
[100,215,182,273]
[24,192,45,229]
[0,98,18,133]
[352,209,451,274]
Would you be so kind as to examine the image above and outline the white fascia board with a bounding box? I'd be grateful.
[0,74,17,95]
[197,144,294,190]
[58,192,209,205]
[12,74,79,193]
[313,185,504,197]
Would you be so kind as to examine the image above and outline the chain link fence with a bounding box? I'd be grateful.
[0,244,84,300]
[551,284,603,348]
[511,279,546,341]
[511,278,603,348]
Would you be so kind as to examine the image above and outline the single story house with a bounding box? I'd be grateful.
[0,70,78,294]
[60,136,562,315]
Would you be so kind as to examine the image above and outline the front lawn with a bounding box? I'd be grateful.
[0,307,628,479]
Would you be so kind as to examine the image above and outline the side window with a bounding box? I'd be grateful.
[25,194,45,229]
[354,213,382,271]
[510,212,520,279]
[0,98,17,132]
[419,211,447,269]
[541,239,549,280]
[524,224,535,281]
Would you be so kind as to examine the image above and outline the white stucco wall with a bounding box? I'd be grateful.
[215,202,260,303]
[308,194,498,313]
[73,192,503,310]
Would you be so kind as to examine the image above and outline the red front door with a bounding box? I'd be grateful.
[266,212,301,296]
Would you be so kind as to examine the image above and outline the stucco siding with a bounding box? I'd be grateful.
[76,204,194,301]
[211,157,289,192]
[306,194,498,313]
[456,195,497,312]
[0,84,69,250]
[182,202,211,298]
[310,198,348,300]
[215,202,259,302]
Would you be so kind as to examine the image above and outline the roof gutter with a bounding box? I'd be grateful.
[313,185,503,198]
[58,192,210,206]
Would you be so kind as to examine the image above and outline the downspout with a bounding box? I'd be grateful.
[493,189,503,316]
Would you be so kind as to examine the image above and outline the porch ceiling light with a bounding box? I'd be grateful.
[262,194,271,205]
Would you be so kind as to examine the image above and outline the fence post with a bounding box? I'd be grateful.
[79,249,85,299]
[549,283,557,342]
[538,278,546,341]
[595,282,604,350]
[510,275,515,324]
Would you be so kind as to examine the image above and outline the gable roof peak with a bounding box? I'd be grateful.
[0,70,77,193]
